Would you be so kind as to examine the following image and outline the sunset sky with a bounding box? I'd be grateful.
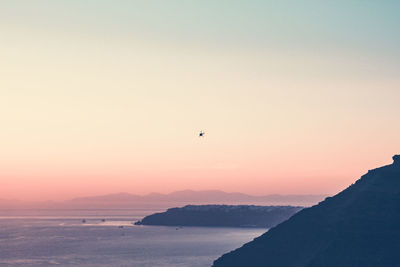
[1,1,400,201]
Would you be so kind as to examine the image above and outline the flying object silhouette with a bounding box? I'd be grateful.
[199,131,205,137]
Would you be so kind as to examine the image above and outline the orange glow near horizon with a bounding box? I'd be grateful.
[1,151,396,201]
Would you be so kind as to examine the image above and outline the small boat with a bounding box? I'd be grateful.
[82,219,86,223]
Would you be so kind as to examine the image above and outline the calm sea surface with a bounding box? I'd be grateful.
[0,209,266,267]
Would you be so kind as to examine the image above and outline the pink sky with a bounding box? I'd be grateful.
[1,1,400,201]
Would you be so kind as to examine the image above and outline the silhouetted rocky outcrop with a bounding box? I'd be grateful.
[213,155,400,267]
[135,205,302,228]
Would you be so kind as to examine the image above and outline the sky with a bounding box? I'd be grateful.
[1,0,400,201]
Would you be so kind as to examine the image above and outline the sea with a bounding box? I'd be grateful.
[0,208,266,267]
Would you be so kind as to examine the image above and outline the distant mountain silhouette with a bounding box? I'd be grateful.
[68,190,325,207]
[213,155,400,267]
[135,205,303,228]
[0,190,325,210]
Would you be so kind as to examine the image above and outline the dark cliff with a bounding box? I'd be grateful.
[213,155,400,267]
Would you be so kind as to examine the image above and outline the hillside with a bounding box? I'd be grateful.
[213,155,400,267]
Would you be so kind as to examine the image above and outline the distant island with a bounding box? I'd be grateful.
[134,205,303,228]
[213,155,400,267]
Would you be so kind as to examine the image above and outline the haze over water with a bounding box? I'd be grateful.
[0,209,265,267]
